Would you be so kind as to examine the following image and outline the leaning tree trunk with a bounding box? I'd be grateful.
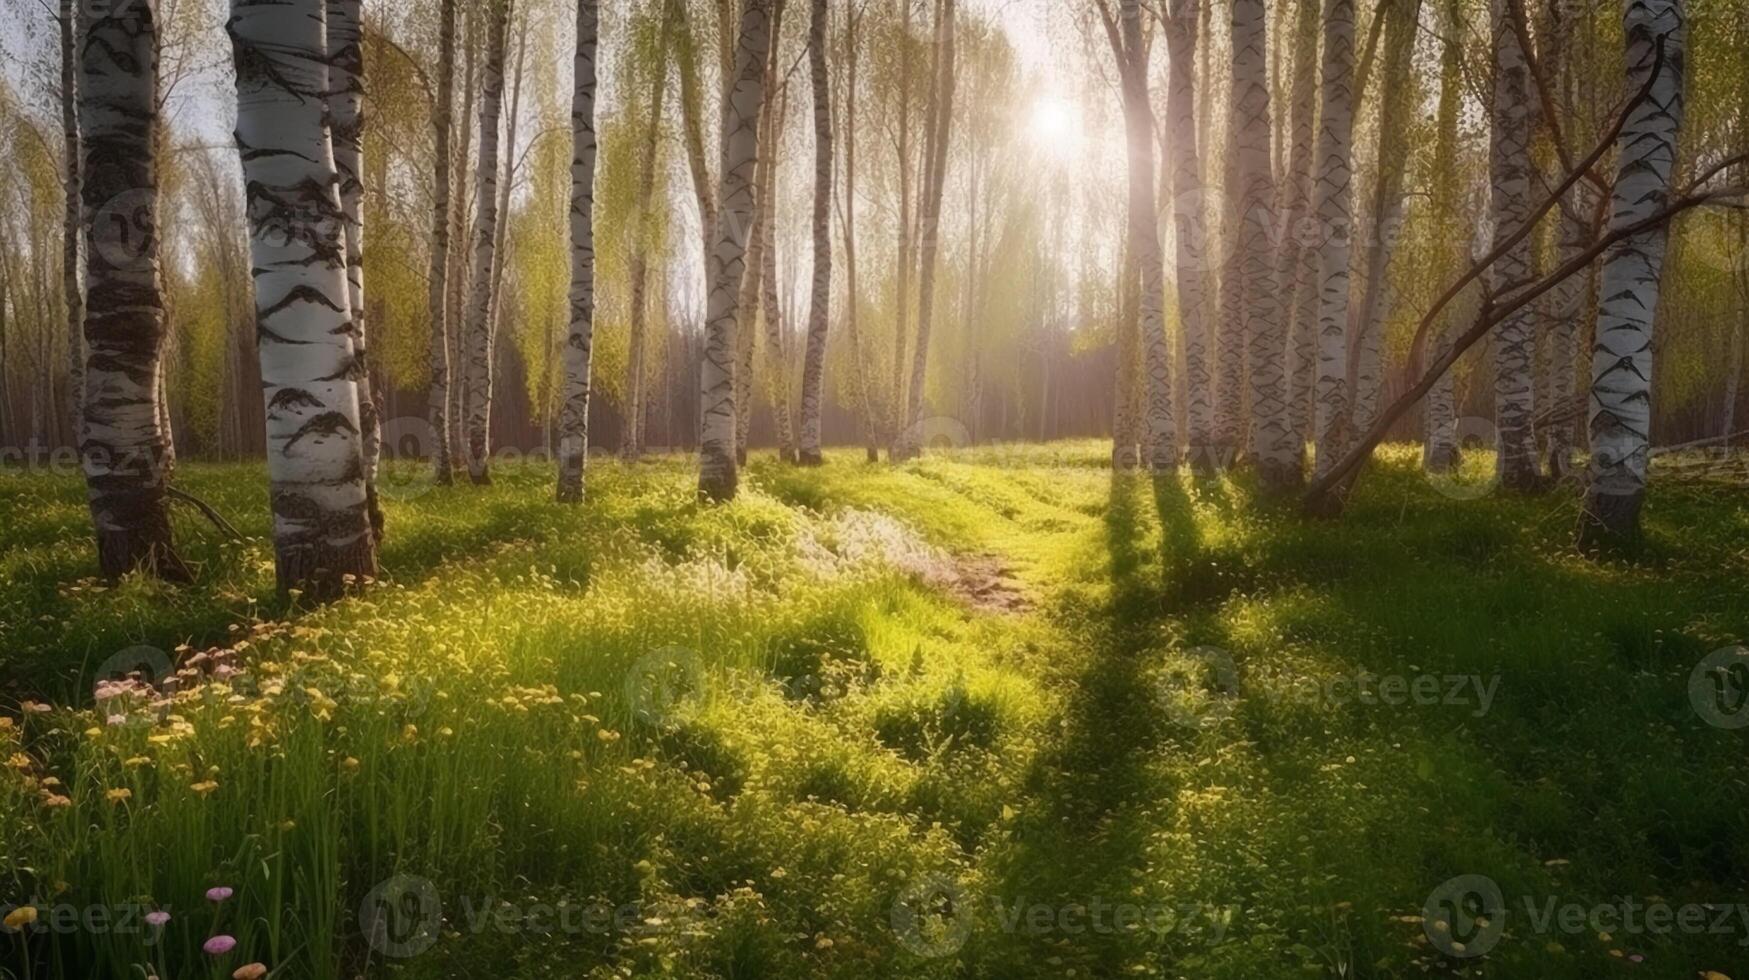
[1166,0,1215,474]
[797,0,833,465]
[897,0,957,460]
[230,0,376,597]
[1310,0,1357,480]
[1579,0,1686,549]
[1278,0,1321,450]
[427,0,457,485]
[1232,0,1294,489]
[624,8,674,462]
[79,0,188,581]
[1113,0,1176,471]
[61,0,83,441]
[697,0,775,502]
[1347,0,1421,436]
[462,0,511,485]
[327,0,380,536]
[1490,0,1541,490]
[1423,0,1464,473]
[556,0,599,503]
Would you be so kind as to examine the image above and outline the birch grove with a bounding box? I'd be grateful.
[230,0,376,596]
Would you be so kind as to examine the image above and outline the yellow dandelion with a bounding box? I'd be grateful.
[3,905,38,930]
[42,793,72,808]
[340,757,361,773]
[124,756,153,768]
[106,788,133,804]
[190,780,219,797]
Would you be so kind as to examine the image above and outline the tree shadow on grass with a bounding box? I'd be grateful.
[966,471,1202,977]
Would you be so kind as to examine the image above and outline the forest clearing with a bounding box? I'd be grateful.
[1,447,1746,978]
[3,0,1749,974]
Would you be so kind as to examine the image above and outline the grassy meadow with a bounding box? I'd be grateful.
[1,443,1747,978]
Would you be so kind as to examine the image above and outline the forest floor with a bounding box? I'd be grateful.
[2,443,1747,979]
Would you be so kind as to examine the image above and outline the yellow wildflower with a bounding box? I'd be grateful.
[106,788,132,803]
[190,780,219,796]
[3,906,38,930]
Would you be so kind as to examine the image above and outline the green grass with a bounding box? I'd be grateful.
[1,444,1746,978]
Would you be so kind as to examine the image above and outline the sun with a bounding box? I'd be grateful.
[1027,98,1080,159]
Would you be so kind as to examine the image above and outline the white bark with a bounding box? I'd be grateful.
[1310,0,1357,478]
[327,0,379,535]
[427,0,457,485]
[1233,0,1293,487]
[1279,0,1321,449]
[1167,0,1215,472]
[557,0,599,503]
[1490,0,1541,489]
[1580,0,1685,546]
[698,0,775,501]
[463,0,511,484]
[230,0,376,596]
[79,0,187,580]
[797,0,833,465]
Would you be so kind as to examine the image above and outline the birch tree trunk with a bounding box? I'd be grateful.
[1232,0,1294,488]
[1166,0,1216,474]
[839,3,880,462]
[1544,3,1596,480]
[890,0,914,458]
[79,0,188,581]
[326,0,380,536]
[447,22,477,474]
[1310,0,1357,479]
[1279,0,1321,450]
[672,0,717,321]
[624,8,674,462]
[698,0,775,501]
[1347,0,1420,435]
[462,0,511,485]
[61,0,83,440]
[230,0,376,596]
[1112,0,1176,471]
[427,0,457,485]
[797,0,833,465]
[897,0,957,460]
[760,87,798,463]
[1490,0,1541,490]
[1423,0,1463,472]
[556,0,599,503]
[1579,0,1686,548]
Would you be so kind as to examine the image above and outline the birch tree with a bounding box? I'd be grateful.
[327,0,380,535]
[624,4,675,462]
[1278,0,1321,450]
[1310,0,1357,478]
[557,0,599,504]
[797,0,832,465]
[230,0,376,596]
[61,0,82,439]
[1348,0,1421,434]
[79,0,188,580]
[1167,0,1216,473]
[462,0,512,484]
[698,0,775,501]
[427,0,458,485]
[1490,0,1541,490]
[1232,0,1295,488]
[1579,0,1686,548]
[759,85,798,463]
[1423,0,1463,472]
[1103,0,1176,471]
[897,0,957,460]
